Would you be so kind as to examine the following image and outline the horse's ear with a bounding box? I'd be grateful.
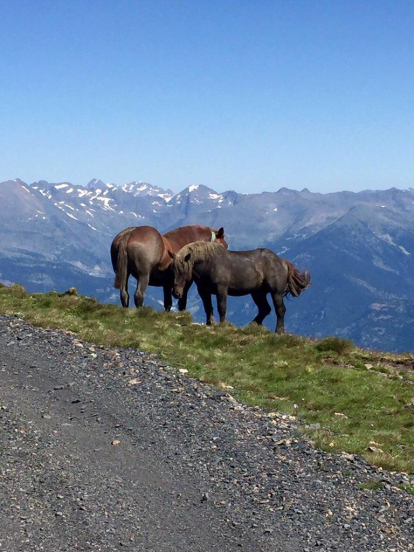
[168,250,176,260]
[184,252,191,263]
[216,227,224,239]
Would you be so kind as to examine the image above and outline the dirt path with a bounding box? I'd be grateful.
[0,315,413,552]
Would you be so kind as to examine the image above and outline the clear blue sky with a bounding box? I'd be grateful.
[0,0,413,194]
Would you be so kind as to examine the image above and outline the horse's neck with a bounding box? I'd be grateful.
[191,258,204,278]
[192,254,212,275]
[166,227,210,251]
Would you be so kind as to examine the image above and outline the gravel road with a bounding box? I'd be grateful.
[0,314,413,552]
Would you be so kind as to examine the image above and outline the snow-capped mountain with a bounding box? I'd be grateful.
[1,178,414,352]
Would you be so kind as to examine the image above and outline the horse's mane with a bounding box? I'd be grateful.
[173,241,226,276]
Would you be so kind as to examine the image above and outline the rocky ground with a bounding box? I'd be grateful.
[0,314,413,552]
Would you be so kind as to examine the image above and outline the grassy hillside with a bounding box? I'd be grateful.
[1,283,413,474]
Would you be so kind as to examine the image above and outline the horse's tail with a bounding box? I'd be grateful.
[113,234,129,290]
[285,261,311,297]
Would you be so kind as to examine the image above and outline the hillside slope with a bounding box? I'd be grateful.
[1,285,413,473]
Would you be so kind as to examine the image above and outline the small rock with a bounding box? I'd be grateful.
[212,391,227,400]
[341,452,355,461]
[367,446,384,453]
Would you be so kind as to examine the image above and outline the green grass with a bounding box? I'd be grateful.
[315,336,354,355]
[358,480,386,491]
[1,284,414,474]
[397,484,414,495]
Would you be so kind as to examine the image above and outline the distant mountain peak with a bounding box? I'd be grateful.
[2,178,28,186]
[277,187,298,195]
[119,181,174,202]
[181,184,218,195]
[87,179,106,189]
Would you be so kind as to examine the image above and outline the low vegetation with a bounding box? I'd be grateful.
[358,480,386,491]
[1,284,413,473]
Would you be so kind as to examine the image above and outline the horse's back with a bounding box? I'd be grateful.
[111,226,136,257]
[125,226,166,266]
[252,248,288,277]
[113,226,137,240]
[111,226,166,273]
[127,225,163,243]
[164,225,209,251]
[222,248,288,293]
[112,226,163,250]
[226,247,282,267]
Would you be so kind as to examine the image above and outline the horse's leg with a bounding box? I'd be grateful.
[120,271,130,308]
[163,284,173,312]
[251,291,271,325]
[216,286,228,323]
[178,280,192,311]
[198,288,214,325]
[134,273,149,308]
[271,292,286,334]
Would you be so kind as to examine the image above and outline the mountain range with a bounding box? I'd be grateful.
[0,178,413,352]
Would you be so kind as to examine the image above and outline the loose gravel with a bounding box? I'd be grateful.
[0,314,413,551]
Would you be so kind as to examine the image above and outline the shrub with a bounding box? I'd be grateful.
[273,333,302,348]
[315,336,354,355]
[64,287,78,296]
[358,480,385,491]
[9,284,26,293]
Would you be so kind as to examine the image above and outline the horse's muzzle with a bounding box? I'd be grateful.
[172,288,182,300]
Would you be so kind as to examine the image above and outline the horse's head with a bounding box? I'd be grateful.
[168,251,192,299]
[214,227,228,248]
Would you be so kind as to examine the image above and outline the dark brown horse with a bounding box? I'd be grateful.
[170,242,310,333]
[111,225,227,310]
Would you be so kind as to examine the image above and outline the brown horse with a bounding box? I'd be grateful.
[170,242,310,333]
[111,225,227,310]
